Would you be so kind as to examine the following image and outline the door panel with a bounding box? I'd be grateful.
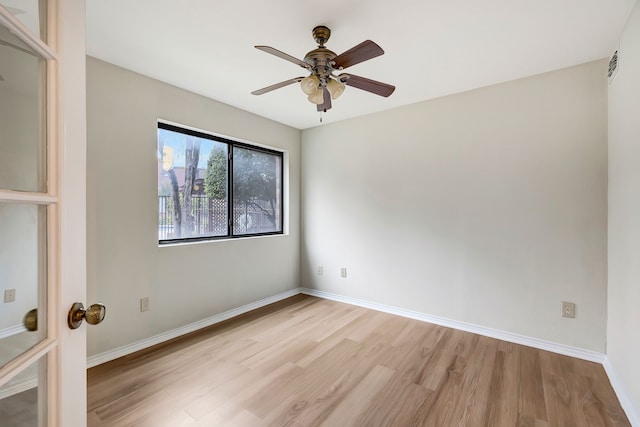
[0,7,51,424]
[0,1,88,425]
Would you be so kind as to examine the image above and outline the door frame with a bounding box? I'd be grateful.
[53,0,88,425]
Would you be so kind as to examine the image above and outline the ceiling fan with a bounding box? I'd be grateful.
[251,26,395,113]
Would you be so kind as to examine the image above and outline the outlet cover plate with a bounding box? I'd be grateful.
[4,289,16,303]
[562,301,576,318]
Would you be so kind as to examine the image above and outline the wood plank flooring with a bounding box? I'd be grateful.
[87,295,630,426]
[0,388,37,427]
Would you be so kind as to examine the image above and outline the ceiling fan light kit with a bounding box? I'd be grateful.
[300,74,320,95]
[308,87,325,105]
[326,78,345,99]
[252,25,395,115]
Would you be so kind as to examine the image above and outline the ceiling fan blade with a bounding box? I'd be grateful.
[338,73,395,97]
[333,40,384,69]
[255,46,311,70]
[251,77,304,95]
[317,87,332,112]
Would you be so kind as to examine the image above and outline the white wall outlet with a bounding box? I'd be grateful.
[341,267,347,278]
[4,289,16,303]
[317,266,323,275]
[562,301,576,318]
[140,297,150,312]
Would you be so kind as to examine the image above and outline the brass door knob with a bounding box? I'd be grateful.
[24,308,38,332]
[68,302,106,329]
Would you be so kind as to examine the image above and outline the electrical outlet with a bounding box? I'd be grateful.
[341,267,347,278]
[140,297,150,312]
[317,266,323,275]
[562,301,576,318]
[4,289,16,303]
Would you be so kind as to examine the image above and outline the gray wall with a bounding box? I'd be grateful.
[301,60,608,352]
[608,0,640,418]
[86,58,301,356]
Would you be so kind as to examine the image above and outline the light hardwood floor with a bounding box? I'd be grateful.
[0,388,37,427]
[87,295,630,426]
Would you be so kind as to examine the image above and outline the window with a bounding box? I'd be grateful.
[157,122,283,243]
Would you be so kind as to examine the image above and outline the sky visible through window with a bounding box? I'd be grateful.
[157,128,221,169]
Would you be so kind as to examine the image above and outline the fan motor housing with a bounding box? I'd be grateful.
[304,48,336,81]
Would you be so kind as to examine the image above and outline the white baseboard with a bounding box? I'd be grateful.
[0,377,37,400]
[604,357,640,426]
[299,287,605,363]
[86,288,300,368]
[88,286,606,368]
[0,324,27,339]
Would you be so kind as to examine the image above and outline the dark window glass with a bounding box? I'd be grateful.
[232,147,282,235]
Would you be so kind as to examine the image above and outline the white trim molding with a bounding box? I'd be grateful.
[604,357,640,426]
[299,288,605,363]
[0,377,38,400]
[0,324,27,339]
[87,288,300,368]
[88,286,607,368]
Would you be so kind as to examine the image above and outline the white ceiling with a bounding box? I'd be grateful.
[85,0,636,130]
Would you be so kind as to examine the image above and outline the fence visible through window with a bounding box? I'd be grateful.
[158,195,278,240]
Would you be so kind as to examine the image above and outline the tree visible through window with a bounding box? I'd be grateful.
[157,122,283,242]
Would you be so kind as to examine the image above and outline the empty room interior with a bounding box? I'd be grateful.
[1,0,640,425]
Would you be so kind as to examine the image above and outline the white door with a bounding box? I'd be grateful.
[0,1,90,426]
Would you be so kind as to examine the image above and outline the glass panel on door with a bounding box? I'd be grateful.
[0,1,46,41]
[0,7,50,425]
[0,354,46,426]
[0,203,47,368]
[0,18,47,193]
